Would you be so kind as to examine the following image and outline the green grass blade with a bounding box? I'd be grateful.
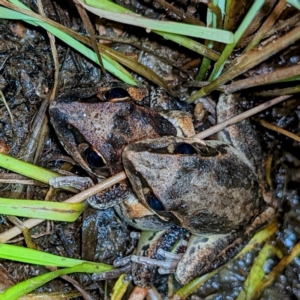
[196,0,221,80]
[0,198,86,221]
[237,243,281,300]
[0,153,58,184]
[111,274,131,300]
[82,0,226,61]
[82,3,232,43]
[81,0,233,43]
[0,152,79,193]
[0,243,83,266]
[0,243,107,267]
[0,243,113,299]
[0,263,112,300]
[208,0,264,81]
[161,32,220,61]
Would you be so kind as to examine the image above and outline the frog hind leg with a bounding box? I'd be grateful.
[175,207,275,284]
[175,232,239,284]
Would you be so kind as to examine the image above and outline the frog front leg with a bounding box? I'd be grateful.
[49,175,130,209]
[130,227,189,288]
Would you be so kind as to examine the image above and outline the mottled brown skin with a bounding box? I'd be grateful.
[49,84,177,177]
[121,94,272,286]
[122,137,263,235]
[50,87,272,287]
[49,83,194,210]
[122,135,269,286]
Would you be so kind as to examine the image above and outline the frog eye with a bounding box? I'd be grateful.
[147,193,165,211]
[174,143,197,155]
[104,87,130,101]
[84,147,106,168]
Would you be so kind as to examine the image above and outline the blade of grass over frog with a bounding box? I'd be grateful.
[0,172,127,242]
[208,0,265,81]
[173,220,278,299]
[0,198,86,222]
[187,26,300,101]
[83,0,222,60]
[0,153,77,192]
[0,4,138,85]
[0,262,113,300]
[79,0,233,43]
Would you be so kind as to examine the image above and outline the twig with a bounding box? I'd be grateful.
[153,0,205,26]
[254,85,300,97]
[244,0,286,51]
[187,26,300,101]
[223,64,300,94]
[74,0,106,74]
[254,118,300,142]
[194,95,291,139]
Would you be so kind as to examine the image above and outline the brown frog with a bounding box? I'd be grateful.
[118,94,274,286]
[49,81,194,210]
[50,85,273,287]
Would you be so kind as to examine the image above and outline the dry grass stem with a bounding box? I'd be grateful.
[254,118,300,142]
[194,95,291,139]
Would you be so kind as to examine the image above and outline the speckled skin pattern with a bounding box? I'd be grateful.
[50,88,270,286]
[49,85,177,177]
[123,136,263,235]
